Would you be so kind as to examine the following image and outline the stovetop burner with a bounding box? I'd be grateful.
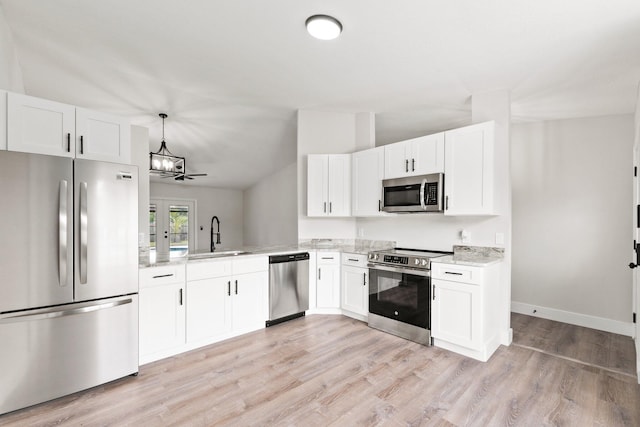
[367,247,452,270]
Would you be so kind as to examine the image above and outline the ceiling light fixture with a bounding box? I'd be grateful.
[305,15,342,40]
[149,113,185,177]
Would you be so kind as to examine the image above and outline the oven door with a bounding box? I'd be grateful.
[368,264,431,329]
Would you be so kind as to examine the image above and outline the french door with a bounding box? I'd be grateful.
[150,199,195,262]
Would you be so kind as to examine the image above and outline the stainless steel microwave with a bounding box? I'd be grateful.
[381,173,444,213]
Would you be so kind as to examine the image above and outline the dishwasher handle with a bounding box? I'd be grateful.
[269,252,310,264]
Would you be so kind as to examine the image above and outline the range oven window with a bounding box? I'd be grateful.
[368,267,430,329]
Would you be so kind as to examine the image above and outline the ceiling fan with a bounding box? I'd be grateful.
[171,171,207,181]
[149,113,207,181]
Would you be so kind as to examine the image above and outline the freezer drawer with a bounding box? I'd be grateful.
[0,295,139,415]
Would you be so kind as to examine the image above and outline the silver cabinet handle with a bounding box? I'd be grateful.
[329,202,332,213]
[412,158,415,172]
[0,298,132,324]
[59,180,68,287]
[179,288,183,306]
[152,273,174,279]
[323,202,327,213]
[378,200,381,212]
[433,284,436,300]
[405,159,409,172]
[445,271,463,276]
[79,181,88,284]
[348,258,358,262]
[80,135,84,154]
[235,279,238,295]
[445,195,449,211]
[227,281,231,296]
[318,268,321,280]
[363,272,366,286]
[67,133,71,152]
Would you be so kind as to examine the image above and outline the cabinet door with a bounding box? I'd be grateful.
[232,271,268,333]
[352,147,385,216]
[341,265,368,316]
[139,283,185,357]
[307,154,328,216]
[316,264,340,308]
[431,279,481,350]
[327,154,351,216]
[76,108,131,163]
[444,121,494,215]
[7,92,75,157]
[384,141,409,179]
[411,133,445,175]
[186,277,232,343]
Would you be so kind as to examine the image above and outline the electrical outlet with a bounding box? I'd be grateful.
[495,232,505,245]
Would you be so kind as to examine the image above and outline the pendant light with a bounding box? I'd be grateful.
[149,113,185,177]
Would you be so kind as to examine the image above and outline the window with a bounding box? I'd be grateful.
[150,199,195,262]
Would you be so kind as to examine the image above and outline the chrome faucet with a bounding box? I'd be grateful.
[210,216,221,252]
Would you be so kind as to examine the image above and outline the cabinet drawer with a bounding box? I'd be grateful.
[139,264,185,288]
[431,263,482,285]
[341,253,368,268]
[187,259,232,281]
[317,251,340,265]
[233,255,268,275]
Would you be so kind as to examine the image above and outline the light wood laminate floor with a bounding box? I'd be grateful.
[1,314,639,426]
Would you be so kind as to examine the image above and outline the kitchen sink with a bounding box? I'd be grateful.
[188,250,250,260]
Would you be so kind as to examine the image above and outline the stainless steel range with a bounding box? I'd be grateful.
[367,248,451,345]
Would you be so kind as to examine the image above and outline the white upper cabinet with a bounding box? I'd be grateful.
[352,146,386,217]
[307,154,351,217]
[8,92,76,158]
[0,91,7,150]
[384,132,444,179]
[75,108,131,163]
[7,92,130,163]
[444,121,495,216]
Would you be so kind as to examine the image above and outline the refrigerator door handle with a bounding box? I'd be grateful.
[59,180,68,287]
[80,181,88,284]
[0,298,133,324]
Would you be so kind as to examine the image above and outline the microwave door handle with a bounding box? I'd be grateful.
[420,179,427,210]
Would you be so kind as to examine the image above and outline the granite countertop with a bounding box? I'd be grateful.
[139,239,395,268]
[432,245,504,267]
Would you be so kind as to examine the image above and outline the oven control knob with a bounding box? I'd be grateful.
[421,259,428,266]
[368,253,373,260]
[414,259,420,265]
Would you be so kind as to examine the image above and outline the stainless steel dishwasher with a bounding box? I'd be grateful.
[267,252,310,327]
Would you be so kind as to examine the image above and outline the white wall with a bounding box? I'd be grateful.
[150,183,243,251]
[511,115,634,331]
[297,110,360,239]
[0,5,23,93]
[243,162,297,247]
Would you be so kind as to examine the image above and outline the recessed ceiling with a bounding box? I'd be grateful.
[1,0,639,189]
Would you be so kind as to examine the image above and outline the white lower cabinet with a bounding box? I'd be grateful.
[139,255,268,365]
[139,264,186,363]
[186,256,268,346]
[341,253,368,320]
[315,252,340,309]
[431,261,501,362]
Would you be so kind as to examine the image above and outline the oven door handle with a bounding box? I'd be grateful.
[420,179,427,210]
[367,263,432,277]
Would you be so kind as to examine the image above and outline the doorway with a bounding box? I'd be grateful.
[150,198,196,262]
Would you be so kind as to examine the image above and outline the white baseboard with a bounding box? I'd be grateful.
[511,301,634,337]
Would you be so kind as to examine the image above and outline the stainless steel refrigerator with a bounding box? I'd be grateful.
[0,151,139,415]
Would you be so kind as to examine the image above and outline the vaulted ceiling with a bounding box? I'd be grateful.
[1,0,639,189]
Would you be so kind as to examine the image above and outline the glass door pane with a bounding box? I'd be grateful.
[169,205,189,258]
